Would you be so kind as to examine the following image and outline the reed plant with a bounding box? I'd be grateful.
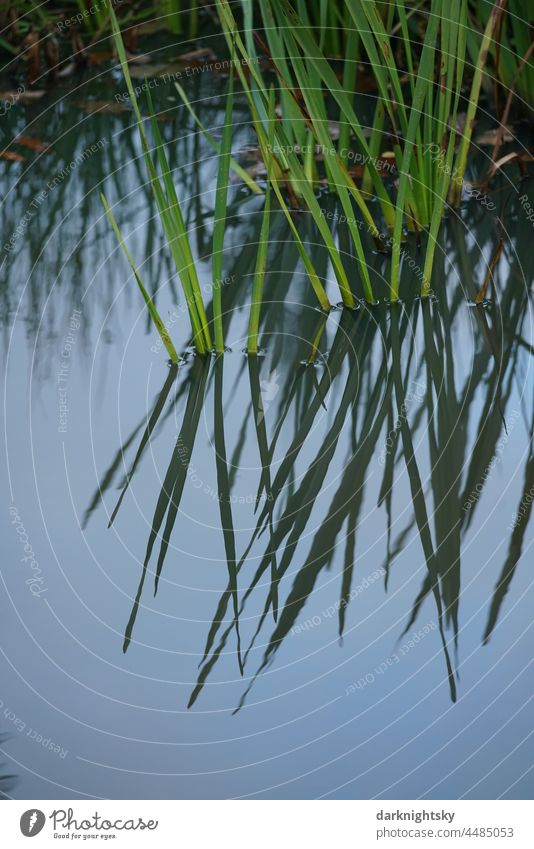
[219,0,505,300]
[215,0,387,307]
[257,0,471,300]
[104,3,223,356]
[103,0,513,345]
[105,1,281,356]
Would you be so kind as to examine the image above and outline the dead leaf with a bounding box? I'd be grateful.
[0,89,46,104]
[0,151,25,161]
[71,32,87,68]
[23,30,40,84]
[14,135,51,153]
[86,50,114,65]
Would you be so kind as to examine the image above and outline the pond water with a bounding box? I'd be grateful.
[1,46,534,800]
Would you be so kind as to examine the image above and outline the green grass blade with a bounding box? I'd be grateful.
[101,194,179,364]
[247,177,271,353]
[146,88,212,352]
[213,70,234,352]
[107,2,208,353]
[451,0,506,205]
[390,1,441,299]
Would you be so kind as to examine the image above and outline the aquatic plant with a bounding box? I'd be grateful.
[254,0,497,300]
[85,193,533,708]
[106,4,214,355]
[215,0,512,301]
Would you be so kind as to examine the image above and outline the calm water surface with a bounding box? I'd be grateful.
[1,50,534,799]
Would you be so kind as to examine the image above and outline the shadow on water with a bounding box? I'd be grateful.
[84,240,533,710]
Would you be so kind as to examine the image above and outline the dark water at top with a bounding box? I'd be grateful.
[1,43,533,800]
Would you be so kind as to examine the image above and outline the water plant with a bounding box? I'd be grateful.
[101,0,524,348]
[215,0,385,306]
[84,189,534,710]
[255,0,475,300]
[214,0,509,300]
[106,3,214,355]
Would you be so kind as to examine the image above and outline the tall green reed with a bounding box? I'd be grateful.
[215,0,382,307]
[106,2,214,354]
[230,0,502,301]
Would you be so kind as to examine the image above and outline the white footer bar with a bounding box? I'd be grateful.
[1,800,532,847]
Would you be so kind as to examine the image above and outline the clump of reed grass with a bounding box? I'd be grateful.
[257,0,472,300]
[104,0,512,354]
[215,0,383,308]
[217,0,506,302]
[104,1,279,357]
[105,2,214,355]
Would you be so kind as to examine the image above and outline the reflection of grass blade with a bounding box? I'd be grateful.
[108,364,179,528]
[248,356,278,619]
[213,357,243,673]
[483,448,534,643]
[101,194,179,364]
[306,312,328,365]
[236,334,392,710]
[390,304,457,701]
[82,422,144,530]
[123,358,209,652]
